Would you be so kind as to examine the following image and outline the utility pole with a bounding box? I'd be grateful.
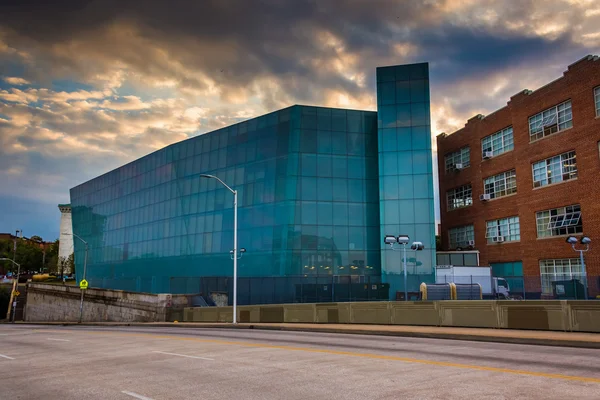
[1,258,21,322]
[13,230,20,271]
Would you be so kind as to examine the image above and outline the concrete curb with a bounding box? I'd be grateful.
[12,321,600,349]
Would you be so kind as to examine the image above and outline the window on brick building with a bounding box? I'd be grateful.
[536,204,582,238]
[539,258,582,294]
[444,147,470,173]
[532,151,577,188]
[481,126,514,158]
[448,224,474,249]
[484,169,517,199]
[528,100,573,141]
[446,184,472,211]
[485,216,520,243]
[595,87,600,117]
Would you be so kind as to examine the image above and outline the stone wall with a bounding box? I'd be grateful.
[25,283,190,322]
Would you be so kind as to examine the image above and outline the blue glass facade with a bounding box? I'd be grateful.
[70,105,382,294]
[376,63,436,294]
[70,62,436,300]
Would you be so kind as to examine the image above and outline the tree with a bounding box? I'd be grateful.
[67,253,75,275]
[0,240,14,274]
[0,239,44,273]
[436,235,441,251]
[30,235,43,243]
[46,240,60,274]
[60,253,75,276]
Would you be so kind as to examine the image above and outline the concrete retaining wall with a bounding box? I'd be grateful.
[25,283,190,322]
[183,300,600,333]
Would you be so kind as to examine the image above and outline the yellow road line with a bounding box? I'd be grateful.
[44,329,600,384]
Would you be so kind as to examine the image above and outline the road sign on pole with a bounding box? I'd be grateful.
[79,279,88,290]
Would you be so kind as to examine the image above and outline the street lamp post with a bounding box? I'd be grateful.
[0,258,21,322]
[12,230,21,269]
[199,174,239,324]
[566,236,591,300]
[62,232,88,322]
[384,236,424,301]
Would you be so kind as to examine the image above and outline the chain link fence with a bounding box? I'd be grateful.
[87,274,600,304]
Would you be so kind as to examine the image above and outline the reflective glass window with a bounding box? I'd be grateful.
[396,81,410,104]
[301,154,317,176]
[396,103,411,127]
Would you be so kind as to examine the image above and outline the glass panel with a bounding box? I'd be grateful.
[396,81,411,104]
[317,202,333,225]
[380,105,396,129]
[396,103,411,127]
[300,130,317,153]
[410,102,429,126]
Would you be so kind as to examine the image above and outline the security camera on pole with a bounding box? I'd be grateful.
[384,235,424,301]
[566,236,591,300]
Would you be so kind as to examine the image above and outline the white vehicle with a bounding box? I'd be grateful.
[435,265,511,299]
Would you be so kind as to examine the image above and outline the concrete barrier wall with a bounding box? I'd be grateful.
[439,301,498,328]
[182,300,600,333]
[25,283,190,322]
[390,302,439,326]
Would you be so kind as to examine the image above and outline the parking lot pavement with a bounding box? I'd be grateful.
[0,324,599,400]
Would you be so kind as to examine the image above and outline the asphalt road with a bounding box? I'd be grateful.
[0,325,599,400]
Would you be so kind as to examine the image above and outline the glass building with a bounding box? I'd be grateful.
[376,63,436,296]
[70,63,436,302]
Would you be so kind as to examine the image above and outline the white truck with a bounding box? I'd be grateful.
[435,265,511,299]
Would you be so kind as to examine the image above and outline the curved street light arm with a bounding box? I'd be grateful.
[199,174,236,194]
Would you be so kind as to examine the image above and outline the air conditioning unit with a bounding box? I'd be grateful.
[454,163,463,170]
[467,240,475,246]
[483,151,493,159]
[493,236,505,243]
[480,194,491,201]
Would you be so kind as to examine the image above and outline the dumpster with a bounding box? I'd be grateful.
[552,279,585,299]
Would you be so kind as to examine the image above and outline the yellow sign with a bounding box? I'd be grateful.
[79,279,89,290]
[14,291,20,297]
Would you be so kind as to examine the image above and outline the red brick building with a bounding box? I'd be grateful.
[436,55,600,298]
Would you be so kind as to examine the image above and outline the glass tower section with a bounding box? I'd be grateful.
[376,63,436,295]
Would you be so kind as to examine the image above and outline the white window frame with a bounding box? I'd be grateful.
[484,169,517,199]
[485,216,520,243]
[595,87,600,117]
[528,100,573,141]
[539,258,582,294]
[536,204,583,238]
[444,147,470,173]
[446,184,473,211]
[448,224,474,249]
[532,151,577,188]
[481,126,514,158]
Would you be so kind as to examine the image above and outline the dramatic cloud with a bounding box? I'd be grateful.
[0,0,599,239]
[3,77,30,85]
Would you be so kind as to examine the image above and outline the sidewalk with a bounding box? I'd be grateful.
[13,321,600,349]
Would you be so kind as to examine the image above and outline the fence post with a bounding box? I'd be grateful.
[470,274,473,300]
[331,275,334,303]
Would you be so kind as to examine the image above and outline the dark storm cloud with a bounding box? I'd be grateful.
[1,0,599,238]
[1,0,591,108]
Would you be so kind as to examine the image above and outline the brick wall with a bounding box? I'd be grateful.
[437,55,600,293]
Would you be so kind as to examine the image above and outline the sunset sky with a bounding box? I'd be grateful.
[1,0,599,241]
